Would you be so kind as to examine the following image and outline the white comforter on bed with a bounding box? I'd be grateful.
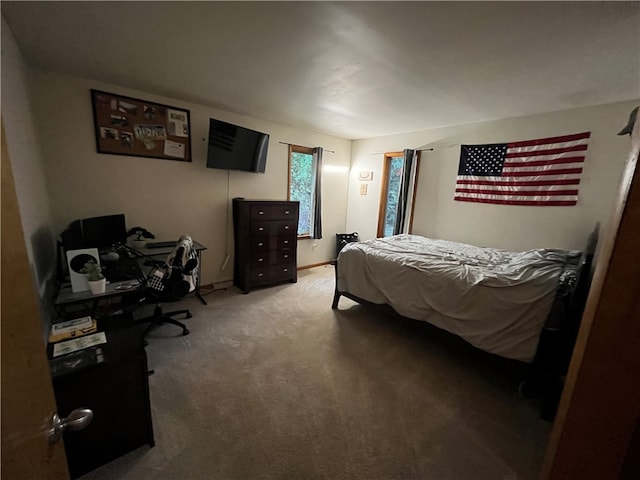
[336,234,580,363]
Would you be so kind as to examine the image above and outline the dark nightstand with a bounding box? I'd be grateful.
[49,323,154,479]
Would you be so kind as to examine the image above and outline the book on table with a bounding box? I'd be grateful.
[49,316,97,343]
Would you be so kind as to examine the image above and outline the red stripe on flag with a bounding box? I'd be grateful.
[455,188,579,196]
[503,157,585,168]
[501,168,583,177]
[456,179,581,186]
[505,144,587,158]
[453,197,577,206]
[507,131,591,148]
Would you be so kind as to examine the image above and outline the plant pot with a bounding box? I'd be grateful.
[88,278,106,295]
[131,239,147,250]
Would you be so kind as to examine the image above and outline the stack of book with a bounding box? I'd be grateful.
[49,317,107,376]
[49,316,97,343]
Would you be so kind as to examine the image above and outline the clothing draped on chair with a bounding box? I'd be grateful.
[166,234,198,292]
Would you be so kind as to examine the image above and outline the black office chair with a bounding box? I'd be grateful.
[136,240,198,338]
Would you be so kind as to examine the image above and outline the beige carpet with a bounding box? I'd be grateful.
[80,265,551,480]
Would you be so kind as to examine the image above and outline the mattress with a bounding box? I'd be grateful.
[336,234,581,363]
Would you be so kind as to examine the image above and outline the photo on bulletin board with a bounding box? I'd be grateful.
[91,89,192,162]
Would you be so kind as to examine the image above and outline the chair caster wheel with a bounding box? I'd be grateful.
[186,313,193,319]
[183,329,190,336]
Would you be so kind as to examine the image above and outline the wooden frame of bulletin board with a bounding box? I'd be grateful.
[91,89,192,162]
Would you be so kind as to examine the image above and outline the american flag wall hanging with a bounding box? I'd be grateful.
[454,132,590,206]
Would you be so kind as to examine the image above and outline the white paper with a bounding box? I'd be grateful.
[51,316,92,334]
[167,109,189,137]
[164,139,185,158]
[53,332,107,357]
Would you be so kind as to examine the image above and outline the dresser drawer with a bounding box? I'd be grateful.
[277,235,296,250]
[251,222,271,236]
[273,249,294,264]
[268,263,296,281]
[249,262,296,284]
[250,249,295,268]
[249,266,270,284]
[250,204,298,221]
[249,252,270,268]
[250,220,296,236]
[250,237,270,252]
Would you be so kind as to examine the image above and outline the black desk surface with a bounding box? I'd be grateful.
[54,254,144,307]
[134,239,207,256]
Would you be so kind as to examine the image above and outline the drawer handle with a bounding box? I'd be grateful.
[259,227,264,231]
[285,210,290,214]
[258,258,264,262]
[284,226,289,230]
[283,268,288,272]
[258,211,265,215]
[258,242,264,247]
[257,273,264,277]
[283,240,289,244]
[283,254,289,259]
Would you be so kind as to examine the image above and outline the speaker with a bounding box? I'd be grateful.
[66,248,100,292]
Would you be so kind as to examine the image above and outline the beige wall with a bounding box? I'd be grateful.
[5,8,637,298]
[28,70,352,286]
[347,101,638,251]
[1,17,57,334]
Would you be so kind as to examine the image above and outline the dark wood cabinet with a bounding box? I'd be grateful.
[50,326,154,479]
[233,198,299,293]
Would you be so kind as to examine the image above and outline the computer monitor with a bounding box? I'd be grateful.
[63,214,127,251]
[81,214,127,249]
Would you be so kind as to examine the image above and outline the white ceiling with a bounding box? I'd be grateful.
[2,1,639,139]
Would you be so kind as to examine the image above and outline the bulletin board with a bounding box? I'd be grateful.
[91,89,192,162]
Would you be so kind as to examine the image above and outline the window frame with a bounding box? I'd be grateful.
[376,151,420,238]
[287,144,314,239]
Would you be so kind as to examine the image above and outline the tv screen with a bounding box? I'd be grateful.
[206,118,269,173]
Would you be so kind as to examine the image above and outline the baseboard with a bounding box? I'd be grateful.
[206,263,331,292]
[298,261,332,270]
[208,280,232,291]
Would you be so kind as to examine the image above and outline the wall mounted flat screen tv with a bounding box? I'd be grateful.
[206,118,269,173]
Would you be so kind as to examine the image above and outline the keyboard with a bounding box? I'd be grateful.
[146,241,176,249]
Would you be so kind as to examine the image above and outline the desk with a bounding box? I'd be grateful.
[135,240,208,305]
[53,255,145,319]
[49,324,154,478]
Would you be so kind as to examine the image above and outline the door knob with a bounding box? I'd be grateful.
[49,408,93,443]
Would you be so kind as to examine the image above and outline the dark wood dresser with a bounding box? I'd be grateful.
[232,198,299,293]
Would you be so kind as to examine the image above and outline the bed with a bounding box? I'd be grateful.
[332,232,596,364]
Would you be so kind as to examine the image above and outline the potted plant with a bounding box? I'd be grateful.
[127,226,155,249]
[81,260,106,294]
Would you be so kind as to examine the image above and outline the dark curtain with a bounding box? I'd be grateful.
[394,149,418,235]
[311,147,323,239]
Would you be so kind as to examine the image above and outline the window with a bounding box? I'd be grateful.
[377,150,420,237]
[288,145,323,238]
